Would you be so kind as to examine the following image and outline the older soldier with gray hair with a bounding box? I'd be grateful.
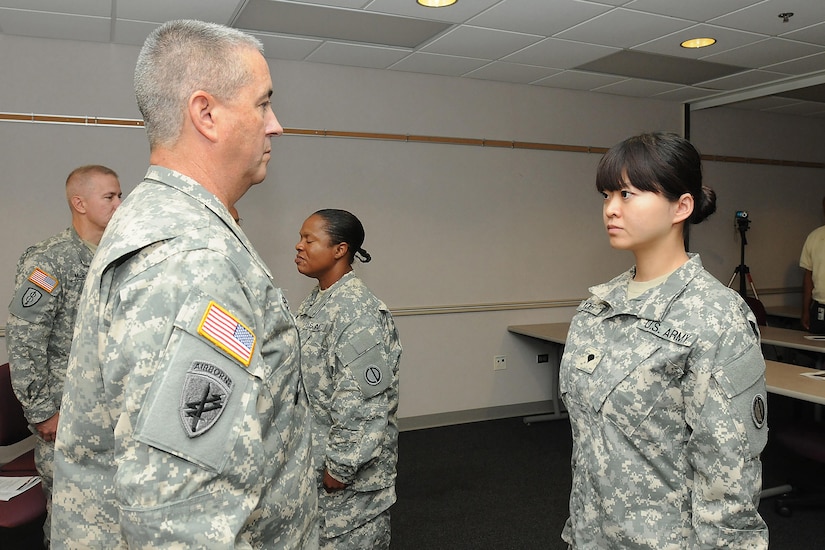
[6,164,121,546]
[52,20,317,548]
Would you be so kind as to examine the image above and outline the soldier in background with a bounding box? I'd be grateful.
[6,164,122,546]
[800,196,825,333]
[51,20,317,548]
[294,209,401,549]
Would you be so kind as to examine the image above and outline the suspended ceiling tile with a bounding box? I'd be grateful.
[577,50,746,86]
[306,41,411,69]
[653,86,722,102]
[421,25,541,59]
[0,0,110,16]
[555,8,694,49]
[699,69,795,90]
[117,0,242,25]
[0,9,110,42]
[633,24,766,59]
[710,0,825,36]
[783,21,825,47]
[112,19,158,47]
[235,0,449,48]
[765,51,825,75]
[532,70,626,91]
[464,61,560,85]
[625,0,760,22]
[367,0,501,24]
[702,37,825,69]
[253,33,324,61]
[468,0,611,37]
[593,78,684,98]
[504,38,618,70]
[390,52,489,77]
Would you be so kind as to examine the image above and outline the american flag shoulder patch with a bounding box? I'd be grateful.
[197,302,256,367]
[28,267,59,293]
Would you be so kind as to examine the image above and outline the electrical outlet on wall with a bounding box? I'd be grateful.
[494,355,507,370]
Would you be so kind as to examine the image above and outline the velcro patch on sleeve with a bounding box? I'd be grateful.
[197,301,256,367]
[28,267,58,293]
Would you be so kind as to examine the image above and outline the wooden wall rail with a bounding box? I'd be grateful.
[2,111,824,169]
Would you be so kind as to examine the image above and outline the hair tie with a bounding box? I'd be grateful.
[355,248,372,263]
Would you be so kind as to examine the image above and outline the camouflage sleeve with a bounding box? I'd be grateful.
[325,323,391,485]
[684,335,768,547]
[6,253,62,424]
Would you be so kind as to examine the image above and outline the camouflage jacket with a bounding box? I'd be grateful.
[295,271,401,537]
[52,167,317,549]
[7,227,93,425]
[560,254,768,549]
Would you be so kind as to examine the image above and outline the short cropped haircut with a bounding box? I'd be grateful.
[134,20,264,149]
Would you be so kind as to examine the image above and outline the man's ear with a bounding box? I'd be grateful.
[70,195,86,214]
[673,192,694,224]
[189,91,219,143]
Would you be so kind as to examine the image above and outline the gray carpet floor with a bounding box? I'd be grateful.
[391,401,825,550]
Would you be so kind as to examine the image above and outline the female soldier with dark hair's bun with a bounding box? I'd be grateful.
[294,209,401,549]
[560,133,768,549]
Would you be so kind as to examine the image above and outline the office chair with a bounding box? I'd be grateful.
[744,296,768,327]
[0,362,47,545]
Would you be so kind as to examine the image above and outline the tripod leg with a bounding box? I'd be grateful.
[747,273,759,300]
[728,271,737,288]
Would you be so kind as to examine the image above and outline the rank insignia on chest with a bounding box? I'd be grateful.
[197,301,256,367]
[28,267,58,293]
[180,361,234,437]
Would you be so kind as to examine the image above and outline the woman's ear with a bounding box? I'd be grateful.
[673,192,694,224]
[334,242,349,260]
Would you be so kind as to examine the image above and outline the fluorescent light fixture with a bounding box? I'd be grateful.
[680,37,716,49]
[417,0,457,7]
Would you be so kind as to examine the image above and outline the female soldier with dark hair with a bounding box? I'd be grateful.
[560,133,768,549]
[294,209,401,549]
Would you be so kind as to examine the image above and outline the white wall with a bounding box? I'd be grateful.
[2,33,824,424]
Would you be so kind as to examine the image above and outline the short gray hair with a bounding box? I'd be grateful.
[134,20,264,148]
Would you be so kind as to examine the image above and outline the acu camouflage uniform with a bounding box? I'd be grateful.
[295,271,401,549]
[560,254,768,549]
[51,167,317,549]
[6,226,94,540]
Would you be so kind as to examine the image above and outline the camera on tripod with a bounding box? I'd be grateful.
[735,210,750,230]
[729,210,757,299]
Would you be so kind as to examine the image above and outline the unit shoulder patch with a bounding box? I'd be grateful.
[179,361,234,438]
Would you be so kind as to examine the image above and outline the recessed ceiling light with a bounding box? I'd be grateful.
[417,0,458,7]
[680,37,717,49]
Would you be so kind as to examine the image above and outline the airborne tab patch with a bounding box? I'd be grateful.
[180,361,234,438]
[28,267,58,293]
[197,302,255,366]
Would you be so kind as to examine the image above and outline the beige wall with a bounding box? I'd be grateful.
[2,33,823,424]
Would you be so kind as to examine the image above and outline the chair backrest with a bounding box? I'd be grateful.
[744,296,768,327]
[0,363,32,446]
